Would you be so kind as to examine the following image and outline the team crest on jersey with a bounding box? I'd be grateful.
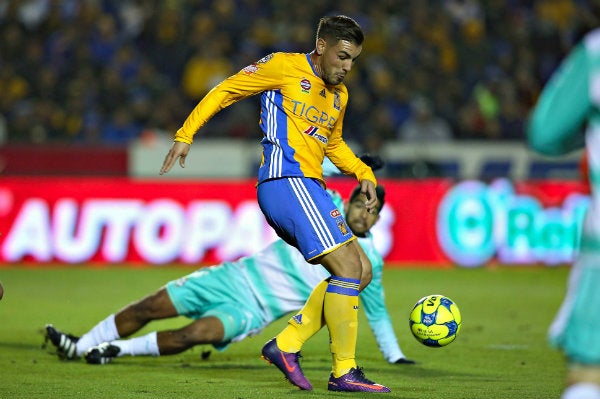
[337,218,349,235]
[257,53,274,64]
[330,209,341,217]
[300,78,311,93]
[333,89,341,110]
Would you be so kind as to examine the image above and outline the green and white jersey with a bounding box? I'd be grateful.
[528,28,600,252]
[528,28,600,363]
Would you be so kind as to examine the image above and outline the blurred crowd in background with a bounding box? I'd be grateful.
[0,0,598,151]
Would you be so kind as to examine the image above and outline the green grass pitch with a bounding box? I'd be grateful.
[0,265,568,398]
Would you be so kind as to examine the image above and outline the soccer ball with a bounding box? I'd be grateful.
[409,294,461,347]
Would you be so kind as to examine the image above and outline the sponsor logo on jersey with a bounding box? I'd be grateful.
[303,126,328,144]
[242,64,259,75]
[292,314,303,325]
[319,89,326,97]
[257,53,274,64]
[330,209,341,217]
[291,100,337,128]
[300,78,311,93]
[333,89,341,110]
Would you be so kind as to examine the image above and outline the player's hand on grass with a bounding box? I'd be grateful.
[160,141,191,175]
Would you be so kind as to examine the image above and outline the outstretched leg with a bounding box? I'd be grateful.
[75,287,178,357]
[85,316,225,364]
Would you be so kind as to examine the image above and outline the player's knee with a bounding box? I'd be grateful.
[359,268,372,291]
[185,317,225,344]
[335,260,362,280]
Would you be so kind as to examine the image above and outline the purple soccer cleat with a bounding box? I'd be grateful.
[328,367,391,393]
[261,338,313,390]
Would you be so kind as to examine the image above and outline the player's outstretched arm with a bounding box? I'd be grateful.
[160,141,191,175]
[359,266,415,364]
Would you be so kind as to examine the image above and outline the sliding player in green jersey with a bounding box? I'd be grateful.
[159,15,388,392]
[45,184,415,370]
[528,27,600,399]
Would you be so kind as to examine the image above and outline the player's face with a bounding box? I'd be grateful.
[344,196,380,237]
[319,39,362,86]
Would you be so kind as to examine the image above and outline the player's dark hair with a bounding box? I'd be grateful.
[316,15,364,46]
[349,185,385,212]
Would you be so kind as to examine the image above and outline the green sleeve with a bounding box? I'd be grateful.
[527,43,590,155]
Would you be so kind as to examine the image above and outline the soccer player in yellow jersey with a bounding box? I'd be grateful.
[160,15,389,393]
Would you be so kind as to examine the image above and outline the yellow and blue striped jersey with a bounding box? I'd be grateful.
[175,52,376,185]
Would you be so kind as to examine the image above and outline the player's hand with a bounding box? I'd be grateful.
[359,179,378,213]
[393,358,416,365]
[160,141,191,175]
[359,153,385,172]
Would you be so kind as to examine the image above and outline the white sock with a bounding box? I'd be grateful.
[76,314,119,357]
[562,383,600,399]
[111,331,160,357]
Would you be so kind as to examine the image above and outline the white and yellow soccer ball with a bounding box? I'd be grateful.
[409,294,461,347]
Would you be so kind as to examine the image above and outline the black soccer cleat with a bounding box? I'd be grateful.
[394,357,416,365]
[45,324,80,360]
[84,342,121,365]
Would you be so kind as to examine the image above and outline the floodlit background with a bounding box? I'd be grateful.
[0,2,584,398]
[0,0,593,266]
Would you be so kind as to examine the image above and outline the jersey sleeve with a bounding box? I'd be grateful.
[359,241,404,363]
[325,123,377,185]
[527,43,589,155]
[175,53,284,144]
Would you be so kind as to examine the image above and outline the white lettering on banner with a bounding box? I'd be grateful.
[134,199,185,263]
[53,199,143,263]
[2,199,53,261]
[181,201,231,263]
[98,200,144,261]
[1,196,395,264]
[216,200,278,261]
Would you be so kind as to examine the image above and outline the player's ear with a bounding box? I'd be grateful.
[315,37,326,55]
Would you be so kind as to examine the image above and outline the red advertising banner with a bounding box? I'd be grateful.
[0,177,590,267]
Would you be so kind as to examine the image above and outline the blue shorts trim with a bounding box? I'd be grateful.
[257,177,354,261]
